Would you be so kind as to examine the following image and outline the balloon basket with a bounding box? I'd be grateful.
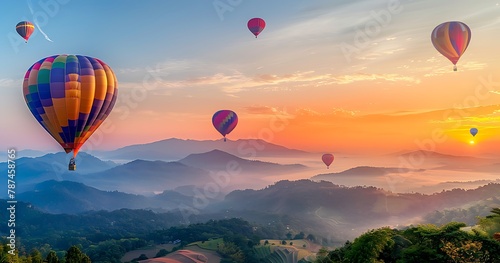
[68,158,76,171]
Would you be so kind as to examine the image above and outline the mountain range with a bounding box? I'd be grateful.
[92,138,310,161]
[0,147,308,197]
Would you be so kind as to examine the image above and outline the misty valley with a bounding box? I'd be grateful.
[0,138,499,262]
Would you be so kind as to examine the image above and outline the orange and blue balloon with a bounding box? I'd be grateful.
[23,55,118,160]
[247,18,266,38]
[322,154,334,169]
[16,21,35,42]
[212,110,238,142]
[431,21,471,71]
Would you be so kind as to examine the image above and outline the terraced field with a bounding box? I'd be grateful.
[255,239,317,263]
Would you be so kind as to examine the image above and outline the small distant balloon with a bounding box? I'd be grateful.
[322,154,334,169]
[247,18,266,38]
[470,127,478,137]
[16,21,35,42]
[212,110,238,142]
[431,21,471,71]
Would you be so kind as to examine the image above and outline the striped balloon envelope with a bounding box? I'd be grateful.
[16,21,35,42]
[22,55,118,161]
[431,21,471,71]
[212,110,238,142]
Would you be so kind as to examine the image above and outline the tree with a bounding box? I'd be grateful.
[46,251,59,263]
[441,240,488,263]
[307,234,316,242]
[290,242,293,246]
[281,240,287,245]
[65,246,91,263]
[344,227,395,263]
[316,247,330,262]
[155,249,169,257]
[478,208,500,237]
[217,242,245,263]
[294,232,305,240]
[30,249,43,263]
[286,232,292,240]
[264,240,269,245]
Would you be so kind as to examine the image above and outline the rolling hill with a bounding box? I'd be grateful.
[78,160,213,195]
[209,179,500,240]
[312,166,422,180]
[16,180,196,214]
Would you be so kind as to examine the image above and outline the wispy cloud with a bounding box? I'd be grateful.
[244,105,281,115]
[118,59,198,75]
[332,73,420,84]
[293,107,359,118]
[119,70,421,95]
[0,78,16,88]
[423,61,488,77]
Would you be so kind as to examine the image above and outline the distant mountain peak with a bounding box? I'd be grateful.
[94,137,310,162]
[179,149,244,162]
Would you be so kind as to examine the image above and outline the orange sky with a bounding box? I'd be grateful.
[2,1,500,156]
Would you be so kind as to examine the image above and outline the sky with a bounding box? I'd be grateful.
[1,0,500,156]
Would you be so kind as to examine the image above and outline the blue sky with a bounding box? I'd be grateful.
[1,0,500,154]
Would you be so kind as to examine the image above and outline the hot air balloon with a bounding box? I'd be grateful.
[16,21,35,43]
[212,110,238,142]
[470,127,478,137]
[247,18,266,38]
[23,55,118,170]
[322,154,334,169]
[431,21,471,71]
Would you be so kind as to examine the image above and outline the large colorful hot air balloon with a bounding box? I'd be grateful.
[16,21,35,42]
[247,18,266,38]
[470,127,478,137]
[212,110,238,142]
[431,21,471,71]
[23,55,118,170]
[322,154,334,169]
